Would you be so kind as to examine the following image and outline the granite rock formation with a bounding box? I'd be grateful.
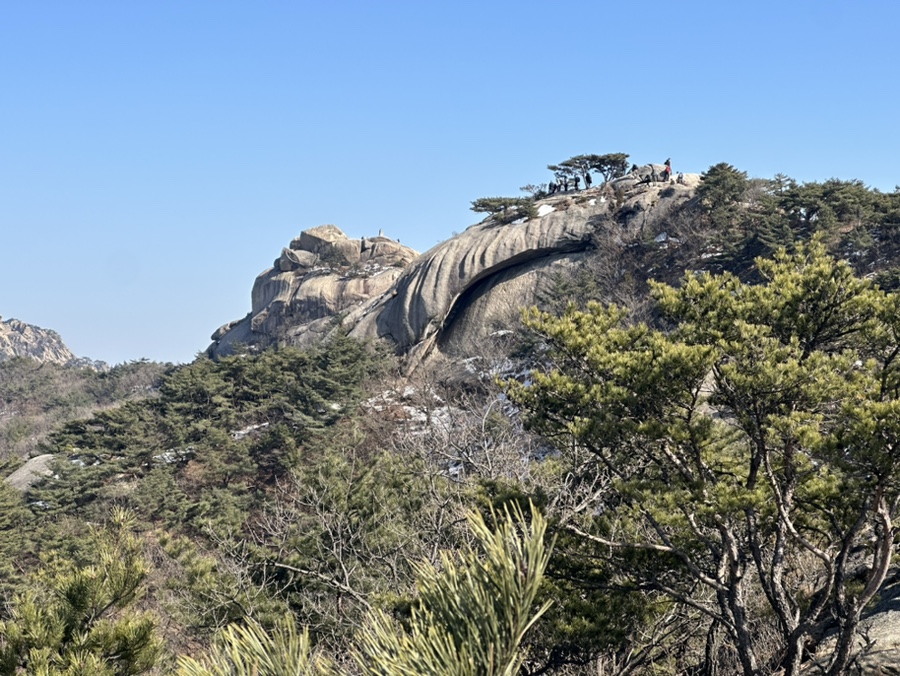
[209,225,418,356]
[209,177,700,370]
[0,317,77,365]
[3,454,54,491]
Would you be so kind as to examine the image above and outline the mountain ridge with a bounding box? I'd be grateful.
[0,316,107,369]
[207,170,702,371]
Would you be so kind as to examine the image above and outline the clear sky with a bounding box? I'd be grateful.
[2,1,898,365]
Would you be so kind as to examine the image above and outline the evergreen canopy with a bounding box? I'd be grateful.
[506,239,900,676]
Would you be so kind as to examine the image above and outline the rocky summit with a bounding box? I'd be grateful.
[0,316,78,366]
[208,171,702,371]
[208,224,419,357]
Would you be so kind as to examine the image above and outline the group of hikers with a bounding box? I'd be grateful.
[639,158,673,183]
[547,158,681,195]
[547,171,593,194]
[649,158,686,185]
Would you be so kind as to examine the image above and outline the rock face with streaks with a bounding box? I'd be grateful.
[208,178,700,369]
[0,317,77,365]
[209,225,419,356]
[346,195,603,367]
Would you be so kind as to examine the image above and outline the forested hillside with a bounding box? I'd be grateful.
[3,164,900,675]
[0,358,168,460]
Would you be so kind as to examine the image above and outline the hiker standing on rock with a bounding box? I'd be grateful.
[664,158,672,182]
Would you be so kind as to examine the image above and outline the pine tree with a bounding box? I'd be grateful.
[0,508,162,675]
[505,238,900,675]
[176,505,552,676]
[353,504,551,676]
[176,616,334,676]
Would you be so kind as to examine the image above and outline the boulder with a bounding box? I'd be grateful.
[808,572,900,673]
[278,248,317,272]
[209,226,418,357]
[4,454,54,491]
[291,224,347,252]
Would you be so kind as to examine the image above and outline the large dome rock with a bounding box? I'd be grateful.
[347,194,603,366]
[208,178,699,370]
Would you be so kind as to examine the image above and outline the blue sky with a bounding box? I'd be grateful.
[2,1,899,364]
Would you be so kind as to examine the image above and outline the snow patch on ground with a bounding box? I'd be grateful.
[231,422,270,440]
[537,204,556,217]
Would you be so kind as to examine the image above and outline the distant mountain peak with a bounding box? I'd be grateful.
[0,316,106,369]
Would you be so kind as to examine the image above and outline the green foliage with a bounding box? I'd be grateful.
[780,178,876,238]
[8,336,399,667]
[695,163,750,238]
[0,358,167,460]
[353,503,552,676]
[0,508,162,675]
[227,441,464,648]
[696,162,749,210]
[0,482,35,603]
[582,153,630,183]
[175,615,333,676]
[519,184,547,199]
[174,506,550,676]
[128,467,189,526]
[704,173,900,272]
[470,197,537,225]
[159,532,290,634]
[31,336,386,521]
[470,197,529,214]
[474,474,665,672]
[589,153,630,183]
[875,266,900,291]
[505,239,900,674]
[548,153,629,186]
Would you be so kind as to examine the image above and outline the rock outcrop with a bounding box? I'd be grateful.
[3,454,54,491]
[347,194,603,367]
[209,226,419,356]
[0,317,78,365]
[209,178,699,370]
[808,570,900,673]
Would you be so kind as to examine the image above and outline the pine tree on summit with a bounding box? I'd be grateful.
[470,197,537,224]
